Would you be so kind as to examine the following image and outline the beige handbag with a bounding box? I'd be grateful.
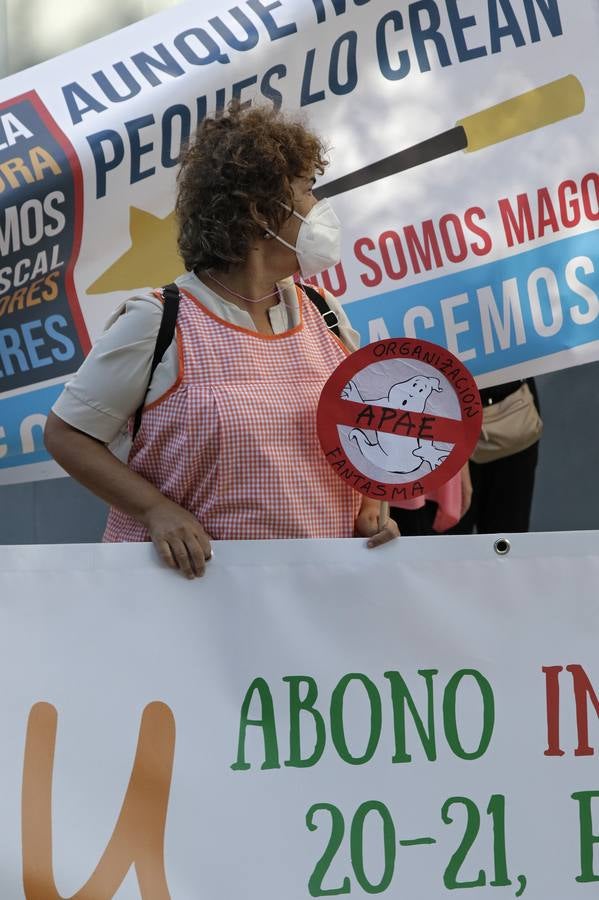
[471,382,543,464]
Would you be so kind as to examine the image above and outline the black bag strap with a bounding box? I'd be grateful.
[131,282,180,440]
[300,283,340,337]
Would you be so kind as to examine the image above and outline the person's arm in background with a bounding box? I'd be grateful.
[460,462,473,518]
[44,298,212,578]
[324,290,400,545]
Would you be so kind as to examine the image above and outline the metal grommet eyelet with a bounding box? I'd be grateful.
[494,538,511,556]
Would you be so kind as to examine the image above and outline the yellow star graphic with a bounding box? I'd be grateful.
[87,207,183,294]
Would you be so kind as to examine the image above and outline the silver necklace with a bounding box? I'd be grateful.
[207,271,279,304]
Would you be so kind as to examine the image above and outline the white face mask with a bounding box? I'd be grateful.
[266,198,342,278]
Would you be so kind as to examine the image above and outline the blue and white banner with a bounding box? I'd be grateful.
[1,0,598,482]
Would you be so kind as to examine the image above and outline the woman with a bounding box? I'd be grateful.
[44,104,398,578]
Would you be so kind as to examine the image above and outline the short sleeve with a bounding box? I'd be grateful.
[51,293,171,444]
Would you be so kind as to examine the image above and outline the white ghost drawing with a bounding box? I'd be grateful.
[341,375,452,474]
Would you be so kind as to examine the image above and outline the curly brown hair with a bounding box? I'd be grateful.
[175,103,328,272]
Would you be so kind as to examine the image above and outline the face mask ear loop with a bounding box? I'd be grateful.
[265,201,310,248]
[264,227,298,253]
[280,202,308,224]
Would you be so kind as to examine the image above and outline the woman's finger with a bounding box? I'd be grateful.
[169,537,197,579]
[187,533,210,576]
[367,518,400,548]
[153,537,178,569]
[193,528,213,562]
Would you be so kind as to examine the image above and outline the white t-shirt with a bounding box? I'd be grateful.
[52,271,359,447]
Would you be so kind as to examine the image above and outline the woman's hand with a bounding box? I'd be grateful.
[355,498,400,548]
[43,414,213,579]
[142,498,213,579]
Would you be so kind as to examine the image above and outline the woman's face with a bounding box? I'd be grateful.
[276,173,318,249]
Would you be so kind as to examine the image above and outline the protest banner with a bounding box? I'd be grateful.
[1,534,599,898]
[1,0,599,483]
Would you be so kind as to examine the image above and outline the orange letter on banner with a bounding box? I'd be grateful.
[22,701,175,900]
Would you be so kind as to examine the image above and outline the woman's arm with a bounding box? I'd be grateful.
[460,462,473,518]
[44,412,212,578]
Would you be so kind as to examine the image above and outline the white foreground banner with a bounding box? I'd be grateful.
[1,534,599,898]
[1,0,599,482]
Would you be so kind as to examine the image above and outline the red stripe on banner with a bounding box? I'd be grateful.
[328,399,464,444]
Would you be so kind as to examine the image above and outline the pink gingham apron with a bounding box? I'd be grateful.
[104,286,362,541]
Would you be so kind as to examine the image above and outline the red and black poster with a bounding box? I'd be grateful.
[318,338,482,503]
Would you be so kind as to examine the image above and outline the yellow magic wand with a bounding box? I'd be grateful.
[88,75,585,293]
[313,75,585,199]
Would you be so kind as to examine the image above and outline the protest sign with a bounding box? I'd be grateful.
[1,534,599,898]
[317,337,481,502]
[1,0,599,482]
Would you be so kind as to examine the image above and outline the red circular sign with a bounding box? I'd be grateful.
[318,338,482,504]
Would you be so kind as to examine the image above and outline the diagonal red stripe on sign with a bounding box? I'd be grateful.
[327,399,465,444]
